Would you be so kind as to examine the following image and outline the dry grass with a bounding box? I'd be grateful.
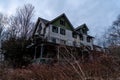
[0,53,120,80]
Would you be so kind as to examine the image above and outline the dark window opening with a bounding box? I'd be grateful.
[82,28,87,34]
[38,23,42,34]
[73,41,77,46]
[52,26,58,33]
[79,34,83,40]
[60,39,66,44]
[60,20,65,26]
[51,37,56,43]
[87,37,91,42]
[72,32,77,38]
[60,28,66,35]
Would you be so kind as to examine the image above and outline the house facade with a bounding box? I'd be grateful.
[33,13,94,50]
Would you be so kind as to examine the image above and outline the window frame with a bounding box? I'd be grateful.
[87,37,91,42]
[72,32,77,39]
[79,34,83,40]
[60,28,66,35]
[52,26,58,33]
[82,28,87,34]
[60,39,66,45]
[51,37,56,43]
[60,20,65,26]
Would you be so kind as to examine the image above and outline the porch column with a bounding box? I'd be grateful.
[57,46,60,63]
[34,46,37,60]
[40,44,44,62]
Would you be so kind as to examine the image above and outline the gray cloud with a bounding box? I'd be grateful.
[0,0,120,37]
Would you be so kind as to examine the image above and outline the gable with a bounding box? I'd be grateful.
[75,24,89,31]
[82,24,89,31]
[50,14,74,31]
[32,17,49,37]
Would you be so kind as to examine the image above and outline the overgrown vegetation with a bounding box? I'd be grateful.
[2,38,32,68]
[0,52,120,80]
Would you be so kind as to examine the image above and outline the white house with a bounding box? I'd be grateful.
[33,13,94,50]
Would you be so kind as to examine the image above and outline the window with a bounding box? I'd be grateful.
[60,39,66,44]
[79,34,83,40]
[51,37,56,43]
[60,20,65,26]
[37,23,42,34]
[87,37,91,42]
[72,32,77,38]
[60,28,66,35]
[82,28,87,34]
[52,26,58,33]
[73,41,77,46]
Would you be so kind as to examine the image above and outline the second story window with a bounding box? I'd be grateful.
[60,20,65,26]
[52,26,58,33]
[72,32,77,39]
[60,28,66,35]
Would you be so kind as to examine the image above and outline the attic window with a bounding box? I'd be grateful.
[82,28,87,34]
[60,20,65,26]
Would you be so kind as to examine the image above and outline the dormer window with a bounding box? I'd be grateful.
[82,28,87,34]
[60,20,65,26]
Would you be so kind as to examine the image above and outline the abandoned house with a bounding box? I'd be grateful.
[30,13,95,63]
[33,13,94,48]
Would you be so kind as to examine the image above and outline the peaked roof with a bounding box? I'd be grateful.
[38,17,49,24]
[50,13,74,30]
[75,24,89,31]
[32,13,93,37]
[87,35,94,38]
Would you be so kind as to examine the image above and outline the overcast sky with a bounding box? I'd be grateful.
[0,0,120,37]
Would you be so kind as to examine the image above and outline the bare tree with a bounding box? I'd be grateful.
[2,4,35,67]
[100,14,120,48]
[0,13,8,48]
[108,15,120,46]
[9,4,35,39]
